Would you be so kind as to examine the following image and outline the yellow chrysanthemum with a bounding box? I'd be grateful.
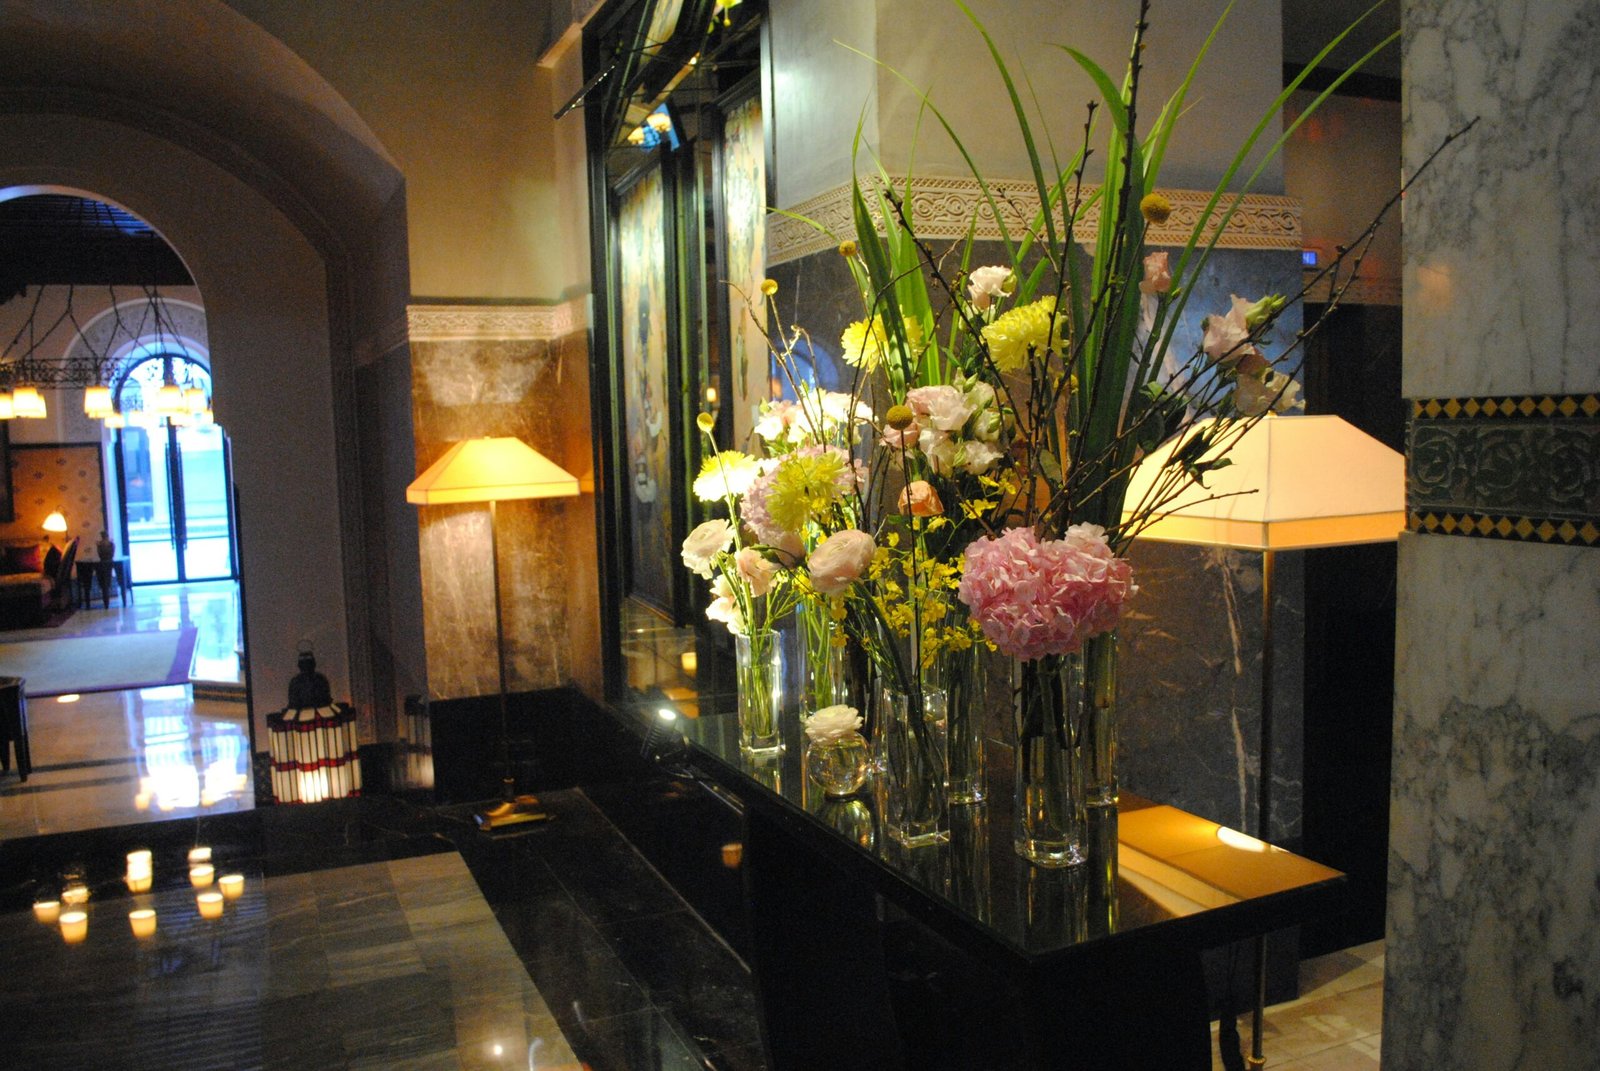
[692,450,762,503]
[981,295,1060,373]
[766,451,849,532]
[840,316,889,370]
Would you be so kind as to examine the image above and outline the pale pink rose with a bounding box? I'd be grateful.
[906,385,975,432]
[768,529,805,565]
[918,428,957,476]
[808,530,875,595]
[705,574,745,633]
[1139,251,1172,295]
[1201,294,1258,369]
[681,519,735,578]
[966,265,1014,310]
[735,547,780,596]
[898,481,944,517]
[880,417,922,450]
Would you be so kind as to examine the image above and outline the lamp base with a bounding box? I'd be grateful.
[474,794,552,831]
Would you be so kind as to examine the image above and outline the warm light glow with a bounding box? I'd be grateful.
[184,386,207,413]
[83,385,114,417]
[33,900,60,924]
[196,891,224,919]
[704,386,718,405]
[188,847,212,864]
[406,437,581,504]
[61,884,89,906]
[12,386,46,418]
[721,842,743,868]
[56,693,80,703]
[103,412,126,429]
[42,511,68,534]
[0,390,13,420]
[126,408,156,429]
[646,111,673,134]
[189,864,215,888]
[126,871,152,893]
[627,125,648,146]
[59,910,88,943]
[129,909,157,938]
[1216,826,1272,853]
[679,650,698,677]
[157,382,186,415]
[1122,415,1406,550]
[218,873,244,900]
[657,707,677,722]
[133,791,152,811]
[195,408,215,427]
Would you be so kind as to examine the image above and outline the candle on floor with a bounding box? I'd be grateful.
[218,873,244,900]
[189,864,214,888]
[196,891,224,919]
[187,847,212,865]
[134,791,152,811]
[127,850,152,872]
[126,871,153,894]
[61,884,89,906]
[129,909,157,938]
[33,899,60,924]
[59,911,88,943]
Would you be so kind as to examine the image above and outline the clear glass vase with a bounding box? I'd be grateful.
[939,642,987,805]
[1011,656,1085,867]
[797,599,850,714]
[877,684,949,847]
[805,732,873,797]
[735,629,783,755]
[1073,631,1118,808]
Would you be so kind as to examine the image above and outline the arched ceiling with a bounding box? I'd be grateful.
[0,0,404,262]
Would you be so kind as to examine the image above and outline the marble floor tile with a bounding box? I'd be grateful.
[1212,941,1386,1071]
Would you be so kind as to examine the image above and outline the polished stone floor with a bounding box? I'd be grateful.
[0,581,250,840]
[1212,940,1385,1070]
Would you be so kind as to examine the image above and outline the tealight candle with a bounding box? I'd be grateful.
[218,873,244,900]
[133,791,152,811]
[127,850,152,872]
[126,871,153,893]
[196,891,224,919]
[59,910,88,943]
[187,847,211,865]
[129,909,157,938]
[61,884,89,906]
[33,899,60,924]
[189,864,214,888]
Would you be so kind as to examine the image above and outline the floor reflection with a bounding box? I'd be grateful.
[0,581,250,839]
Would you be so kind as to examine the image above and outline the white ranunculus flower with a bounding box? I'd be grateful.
[734,547,780,597]
[805,704,863,744]
[704,574,745,633]
[807,530,875,595]
[966,265,1014,310]
[681,518,735,578]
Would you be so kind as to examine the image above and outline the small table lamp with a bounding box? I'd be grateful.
[42,510,68,547]
[1122,413,1404,1070]
[407,437,580,830]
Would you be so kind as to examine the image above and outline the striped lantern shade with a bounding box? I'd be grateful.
[266,703,362,803]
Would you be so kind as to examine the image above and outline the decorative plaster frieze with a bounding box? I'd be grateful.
[406,299,589,343]
[768,176,1302,264]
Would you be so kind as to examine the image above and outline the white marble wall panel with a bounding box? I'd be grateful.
[1387,533,1600,1068]
[1402,0,1600,397]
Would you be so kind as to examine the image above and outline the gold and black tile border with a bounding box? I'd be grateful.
[1408,390,1600,547]
[1407,394,1600,547]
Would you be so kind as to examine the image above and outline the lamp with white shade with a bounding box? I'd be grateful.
[407,436,581,831]
[1122,412,1404,1070]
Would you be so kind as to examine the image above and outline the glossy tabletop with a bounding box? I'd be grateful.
[679,711,1343,968]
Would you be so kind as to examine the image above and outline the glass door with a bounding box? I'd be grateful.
[115,355,236,584]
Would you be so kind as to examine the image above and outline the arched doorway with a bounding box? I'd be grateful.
[112,352,236,585]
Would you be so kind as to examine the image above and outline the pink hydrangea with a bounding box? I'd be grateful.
[958,525,1136,660]
[740,469,789,545]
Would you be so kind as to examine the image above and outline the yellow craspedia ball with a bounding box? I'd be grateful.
[885,404,914,430]
[760,278,779,296]
[1139,193,1173,225]
[838,240,858,258]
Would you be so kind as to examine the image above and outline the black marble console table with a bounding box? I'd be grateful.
[679,712,1344,1070]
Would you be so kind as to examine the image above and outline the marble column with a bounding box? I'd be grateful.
[1388,2,1600,1067]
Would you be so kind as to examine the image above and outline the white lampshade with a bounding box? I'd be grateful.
[42,510,68,534]
[407,437,581,505]
[1121,414,1405,550]
[103,411,126,429]
[184,386,208,413]
[12,386,46,419]
[84,385,114,417]
[156,383,185,416]
[0,391,13,420]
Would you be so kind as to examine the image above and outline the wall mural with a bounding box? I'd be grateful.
[722,92,767,447]
[618,165,676,614]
